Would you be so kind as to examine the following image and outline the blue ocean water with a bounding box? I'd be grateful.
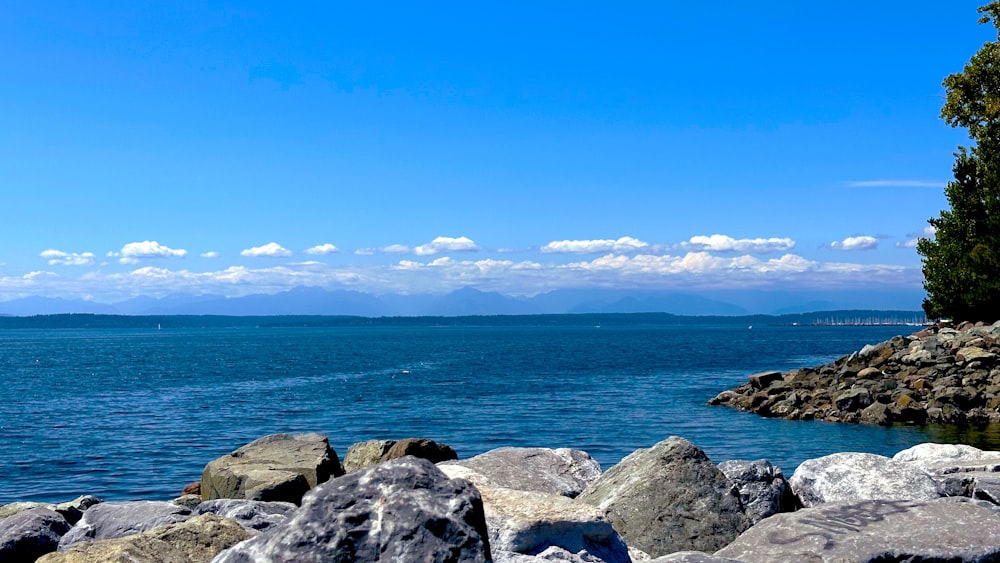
[2,318,996,503]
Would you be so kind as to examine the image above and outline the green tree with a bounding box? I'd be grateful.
[918,2,1000,321]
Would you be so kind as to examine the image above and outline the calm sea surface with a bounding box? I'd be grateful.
[3,317,999,503]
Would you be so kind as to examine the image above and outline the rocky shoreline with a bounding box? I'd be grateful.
[710,320,1000,425]
[5,432,1000,562]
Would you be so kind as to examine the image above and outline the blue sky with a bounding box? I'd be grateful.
[0,1,989,303]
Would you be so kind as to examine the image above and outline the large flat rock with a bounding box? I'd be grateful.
[38,513,250,563]
[201,433,344,505]
[58,501,193,549]
[478,484,629,562]
[440,447,602,498]
[715,498,1000,563]
[789,452,941,507]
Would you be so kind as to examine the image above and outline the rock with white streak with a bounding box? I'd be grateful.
[212,456,490,562]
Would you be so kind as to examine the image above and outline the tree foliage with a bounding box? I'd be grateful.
[918,2,1000,321]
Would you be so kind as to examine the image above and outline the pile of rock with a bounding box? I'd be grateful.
[710,321,1000,424]
[5,433,1000,562]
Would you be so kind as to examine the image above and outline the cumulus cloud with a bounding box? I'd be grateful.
[846,180,944,188]
[117,241,188,264]
[241,242,292,258]
[414,236,479,256]
[896,226,936,249]
[39,249,96,266]
[201,251,220,259]
[829,236,879,251]
[686,234,795,253]
[542,236,649,254]
[305,243,339,255]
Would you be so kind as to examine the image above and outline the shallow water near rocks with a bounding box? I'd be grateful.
[3,317,998,503]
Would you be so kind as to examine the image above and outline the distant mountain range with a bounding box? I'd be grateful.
[0,286,927,317]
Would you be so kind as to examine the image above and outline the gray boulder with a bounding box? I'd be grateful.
[341,439,396,472]
[577,437,748,557]
[715,498,1000,562]
[789,452,941,507]
[0,507,70,562]
[58,501,192,549]
[717,459,794,524]
[195,499,297,531]
[212,456,491,562]
[478,485,629,562]
[201,433,344,505]
[38,513,250,563]
[440,447,602,498]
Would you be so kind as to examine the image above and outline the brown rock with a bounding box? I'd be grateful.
[182,482,200,496]
[380,438,458,464]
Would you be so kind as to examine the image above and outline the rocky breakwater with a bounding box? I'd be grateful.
[710,320,1000,425]
[9,433,1000,562]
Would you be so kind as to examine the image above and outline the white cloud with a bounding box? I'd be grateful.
[830,236,879,251]
[119,241,187,264]
[305,243,340,255]
[414,236,479,256]
[357,244,411,255]
[686,234,795,254]
[846,180,944,188]
[39,249,96,266]
[897,226,936,249]
[241,242,292,258]
[542,236,649,254]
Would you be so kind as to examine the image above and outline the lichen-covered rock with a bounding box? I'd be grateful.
[440,447,602,498]
[789,452,941,507]
[212,456,490,562]
[38,513,250,563]
[0,507,70,562]
[341,439,396,472]
[380,437,458,464]
[478,485,628,562]
[201,433,344,505]
[717,459,794,524]
[57,501,193,549]
[715,498,1000,563]
[577,437,748,557]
